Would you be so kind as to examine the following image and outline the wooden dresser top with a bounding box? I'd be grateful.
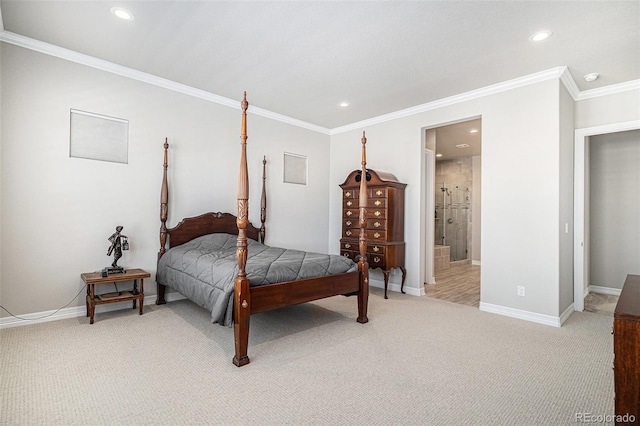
[615,274,640,321]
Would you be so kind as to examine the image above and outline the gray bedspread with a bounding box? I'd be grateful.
[156,233,358,325]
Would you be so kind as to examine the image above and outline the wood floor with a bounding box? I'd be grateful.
[426,263,618,315]
[426,263,480,307]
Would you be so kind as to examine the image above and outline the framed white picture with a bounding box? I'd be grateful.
[283,152,307,185]
[70,109,129,164]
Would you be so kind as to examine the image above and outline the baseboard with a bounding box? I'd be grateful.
[0,292,186,330]
[369,278,423,296]
[472,260,481,266]
[559,303,575,326]
[479,302,563,328]
[588,285,622,297]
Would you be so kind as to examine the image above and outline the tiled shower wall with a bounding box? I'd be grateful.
[435,157,473,262]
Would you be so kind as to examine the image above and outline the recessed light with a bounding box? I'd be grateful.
[584,73,599,82]
[469,129,479,134]
[529,30,551,42]
[339,102,349,108]
[456,144,470,148]
[436,154,443,158]
[111,7,134,21]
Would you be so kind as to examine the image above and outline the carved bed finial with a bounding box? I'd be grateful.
[241,91,248,112]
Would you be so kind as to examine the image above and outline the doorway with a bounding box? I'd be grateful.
[574,121,640,311]
[422,117,482,306]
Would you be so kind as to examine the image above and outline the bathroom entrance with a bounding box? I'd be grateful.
[424,117,482,307]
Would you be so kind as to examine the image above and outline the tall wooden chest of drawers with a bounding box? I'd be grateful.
[340,169,406,299]
[613,274,640,423]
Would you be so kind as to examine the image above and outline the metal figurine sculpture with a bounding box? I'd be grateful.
[105,225,129,275]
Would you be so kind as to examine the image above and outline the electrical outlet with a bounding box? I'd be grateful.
[517,286,526,297]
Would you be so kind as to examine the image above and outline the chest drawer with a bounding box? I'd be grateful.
[343,229,387,240]
[343,196,388,209]
[371,187,387,198]
[368,219,386,230]
[344,209,387,220]
[369,253,386,269]
[344,187,388,199]
[368,244,385,255]
[342,249,384,269]
[366,229,387,241]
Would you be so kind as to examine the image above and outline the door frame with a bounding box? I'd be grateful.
[573,120,640,311]
[422,148,435,287]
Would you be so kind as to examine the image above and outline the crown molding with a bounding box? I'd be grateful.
[559,66,580,99]
[576,79,640,101]
[330,67,568,135]
[0,30,330,135]
[2,29,636,136]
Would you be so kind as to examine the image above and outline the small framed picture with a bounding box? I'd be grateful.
[70,109,129,164]
[283,152,307,185]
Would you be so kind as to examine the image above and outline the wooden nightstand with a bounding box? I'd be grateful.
[81,268,150,324]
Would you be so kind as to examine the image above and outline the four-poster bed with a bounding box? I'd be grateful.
[155,93,370,366]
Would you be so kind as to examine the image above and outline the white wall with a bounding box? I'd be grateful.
[330,79,563,318]
[0,44,330,317]
[575,90,640,129]
[589,130,640,289]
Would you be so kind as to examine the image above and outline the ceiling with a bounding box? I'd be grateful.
[434,119,482,161]
[1,1,638,138]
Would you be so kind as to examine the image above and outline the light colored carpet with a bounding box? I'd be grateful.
[1,288,614,425]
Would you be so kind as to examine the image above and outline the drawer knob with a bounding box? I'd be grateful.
[346,220,352,226]
[346,230,352,236]
[374,222,381,228]
[374,232,381,238]
[346,211,352,216]
[373,256,381,263]
[374,211,381,217]
[376,190,383,196]
[374,200,382,206]
[346,201,353,206]
[345,243,351,249]
[373,246,380,252]
[345,191,351,197]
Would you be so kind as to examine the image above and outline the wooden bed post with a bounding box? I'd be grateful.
[357,131,370,324]
[157,138,169,305]
[233,92,252,367]
[260,156,267,244]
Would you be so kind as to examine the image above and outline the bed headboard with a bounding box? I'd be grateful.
[168,212,260,248]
